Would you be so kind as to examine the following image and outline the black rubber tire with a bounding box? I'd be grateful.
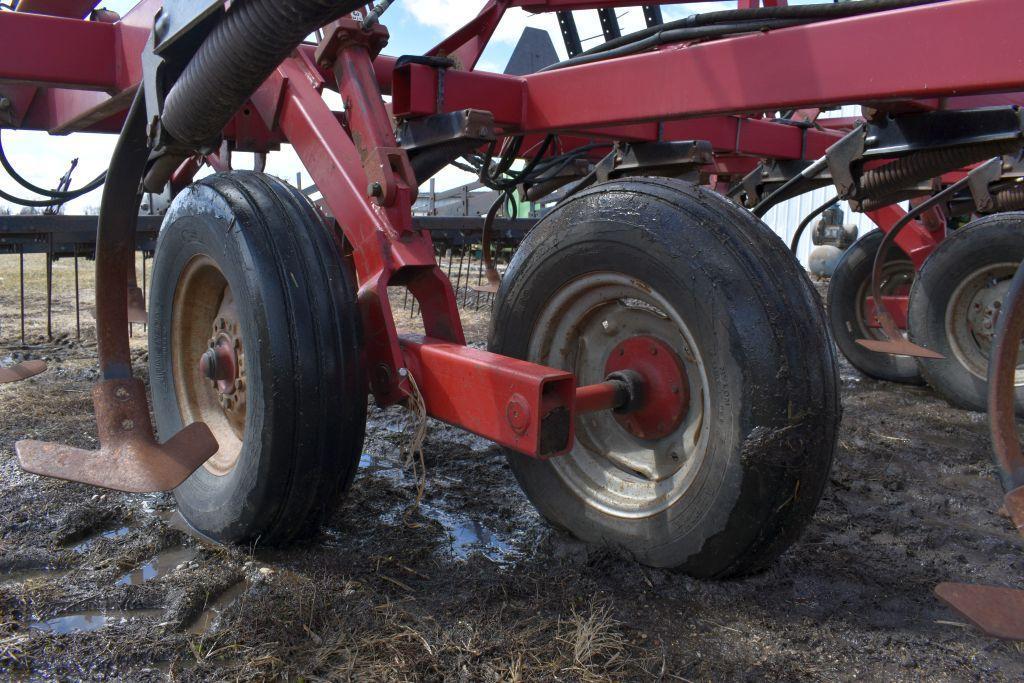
[489,178,840,578]
[908,213,1024,414]
[149,171,365,544]
[827,230,923,384]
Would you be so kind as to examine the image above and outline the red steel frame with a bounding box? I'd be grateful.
[3,0,1024,455]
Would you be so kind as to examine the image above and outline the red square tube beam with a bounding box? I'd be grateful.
[519,0,1024,133]
[0,12,115,91]
[400,336,576,458]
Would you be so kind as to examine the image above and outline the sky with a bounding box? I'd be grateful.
[0,1,745,214]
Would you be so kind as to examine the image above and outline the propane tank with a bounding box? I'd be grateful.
[808,205,858,277]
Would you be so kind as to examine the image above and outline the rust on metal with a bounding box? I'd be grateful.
[855,259,942,358]
[1003,485,1024,535]
[16,378,218,493]
[0,359,47,384]
[855,336,944,359]
[126,283,147,324]
[935,583,1024,641]
[988,262,1024,496]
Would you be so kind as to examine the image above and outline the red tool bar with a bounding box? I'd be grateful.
[519,0,1024,132]
[866,205,941,270]
[400,336,576,458]
[864,295,910,330]
[0,12,115,91]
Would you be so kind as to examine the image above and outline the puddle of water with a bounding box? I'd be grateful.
[116,547,197,586]
[1,568,67,586]
[449,518,515,561]
[31,608,163,634]
[71,526,131,553]
[416,504,517,563]
[187,581,247,635]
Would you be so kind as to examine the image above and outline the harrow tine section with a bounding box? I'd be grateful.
[19,248,25,345]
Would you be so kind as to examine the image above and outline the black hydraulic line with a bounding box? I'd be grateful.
[541,18,810,72]
[867,173,973,323]
[752,155,829,217]
[0,187,69,208]
[790,195,839,254]
[576,0,948,61]
[162,0,366,150]
[0,130,105,199]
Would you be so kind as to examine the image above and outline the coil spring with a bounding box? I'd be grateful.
[858,139,1020,211]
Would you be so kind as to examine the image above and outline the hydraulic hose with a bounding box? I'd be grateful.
[790,195,839,254]
[0,130,105,200]
[162,0,366,150]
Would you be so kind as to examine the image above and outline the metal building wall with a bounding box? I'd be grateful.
[760,106,877,268]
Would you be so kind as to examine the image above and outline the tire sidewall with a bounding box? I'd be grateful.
[490,179,837,575]
[909,214,1024,413]
[150,184,291,540]
[827,230,922,384]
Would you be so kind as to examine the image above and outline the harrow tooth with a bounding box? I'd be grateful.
[855,337,944,359]
[469,282,499,294]
[935,582,1024,641]
[0,360,47,384]
[127,285,148,324]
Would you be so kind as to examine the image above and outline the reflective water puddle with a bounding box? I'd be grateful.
[116,547,197,586]
[188,581,248,635]
[31,608,163,634]
[72,526,131,553]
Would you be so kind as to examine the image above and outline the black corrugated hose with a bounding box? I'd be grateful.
[162,0,367,150]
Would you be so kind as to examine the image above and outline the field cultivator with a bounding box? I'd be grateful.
[2,0,1024,637]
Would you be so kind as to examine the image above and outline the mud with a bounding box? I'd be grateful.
[1,272,1024,680]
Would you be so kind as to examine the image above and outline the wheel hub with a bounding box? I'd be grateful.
[170,255,247,477]
[204,313,247,428]
[604,336,689,440]
[966,278,1009,346]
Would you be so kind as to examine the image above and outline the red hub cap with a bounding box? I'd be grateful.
[199,335,238,395]
[605,335,689,440]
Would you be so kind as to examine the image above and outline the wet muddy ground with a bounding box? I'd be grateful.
[1,264,1024,680]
